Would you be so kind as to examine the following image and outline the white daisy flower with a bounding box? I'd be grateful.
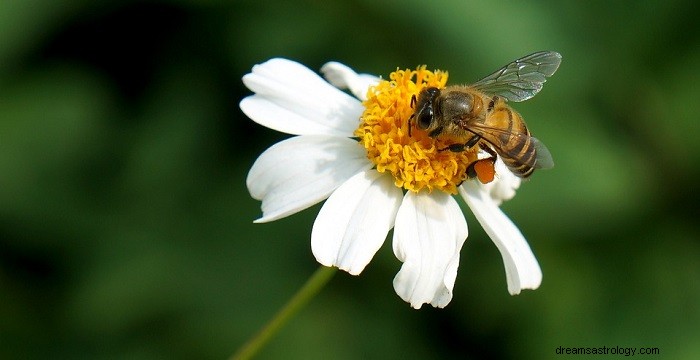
[241,58,543,309]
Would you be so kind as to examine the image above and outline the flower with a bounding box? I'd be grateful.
[241,58,542,309]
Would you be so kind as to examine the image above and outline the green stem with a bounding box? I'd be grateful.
[230,266,338,360]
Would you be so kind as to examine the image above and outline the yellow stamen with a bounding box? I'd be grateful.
[355,66,479,194]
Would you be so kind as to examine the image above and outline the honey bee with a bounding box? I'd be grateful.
[410,51,561,180]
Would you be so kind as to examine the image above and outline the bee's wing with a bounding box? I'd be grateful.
[468,124,554,169]
[530,137,553,169]
[470,51,561,102]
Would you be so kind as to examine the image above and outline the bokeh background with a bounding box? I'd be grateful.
[1,0,698,359]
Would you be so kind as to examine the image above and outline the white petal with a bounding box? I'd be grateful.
[311,170,402,275]
[459,182,542,295]
[241,58,363,136]
[247,135,372,223]
[321,61,380,101]
[392,191,468,309]
[480,158,521,205]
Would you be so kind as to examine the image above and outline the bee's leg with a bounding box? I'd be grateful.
[464,144,499,184]
[465,161,478,180]
[479,143,497,158]
[439,135,481,152]
[466,157,497,183]
[466,144,498,180]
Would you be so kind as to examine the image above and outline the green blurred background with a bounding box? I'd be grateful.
[1,0,698,359]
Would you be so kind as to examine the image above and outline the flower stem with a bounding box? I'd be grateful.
[230,266,338,360]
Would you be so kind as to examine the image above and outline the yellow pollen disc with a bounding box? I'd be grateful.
[355,66,480,194]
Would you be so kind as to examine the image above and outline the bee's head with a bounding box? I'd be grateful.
[412,87,441,132]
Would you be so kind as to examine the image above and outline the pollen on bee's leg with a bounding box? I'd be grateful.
[467,158,496,184]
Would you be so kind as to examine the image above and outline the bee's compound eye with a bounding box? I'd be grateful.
[417,107,433,129]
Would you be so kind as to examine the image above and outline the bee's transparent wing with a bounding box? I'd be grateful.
[531,137,553,169]
[471,51,562,102]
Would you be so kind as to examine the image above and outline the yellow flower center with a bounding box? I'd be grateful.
[355,66,479,194]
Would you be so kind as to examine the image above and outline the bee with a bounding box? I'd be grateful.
[410,51,561,181]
